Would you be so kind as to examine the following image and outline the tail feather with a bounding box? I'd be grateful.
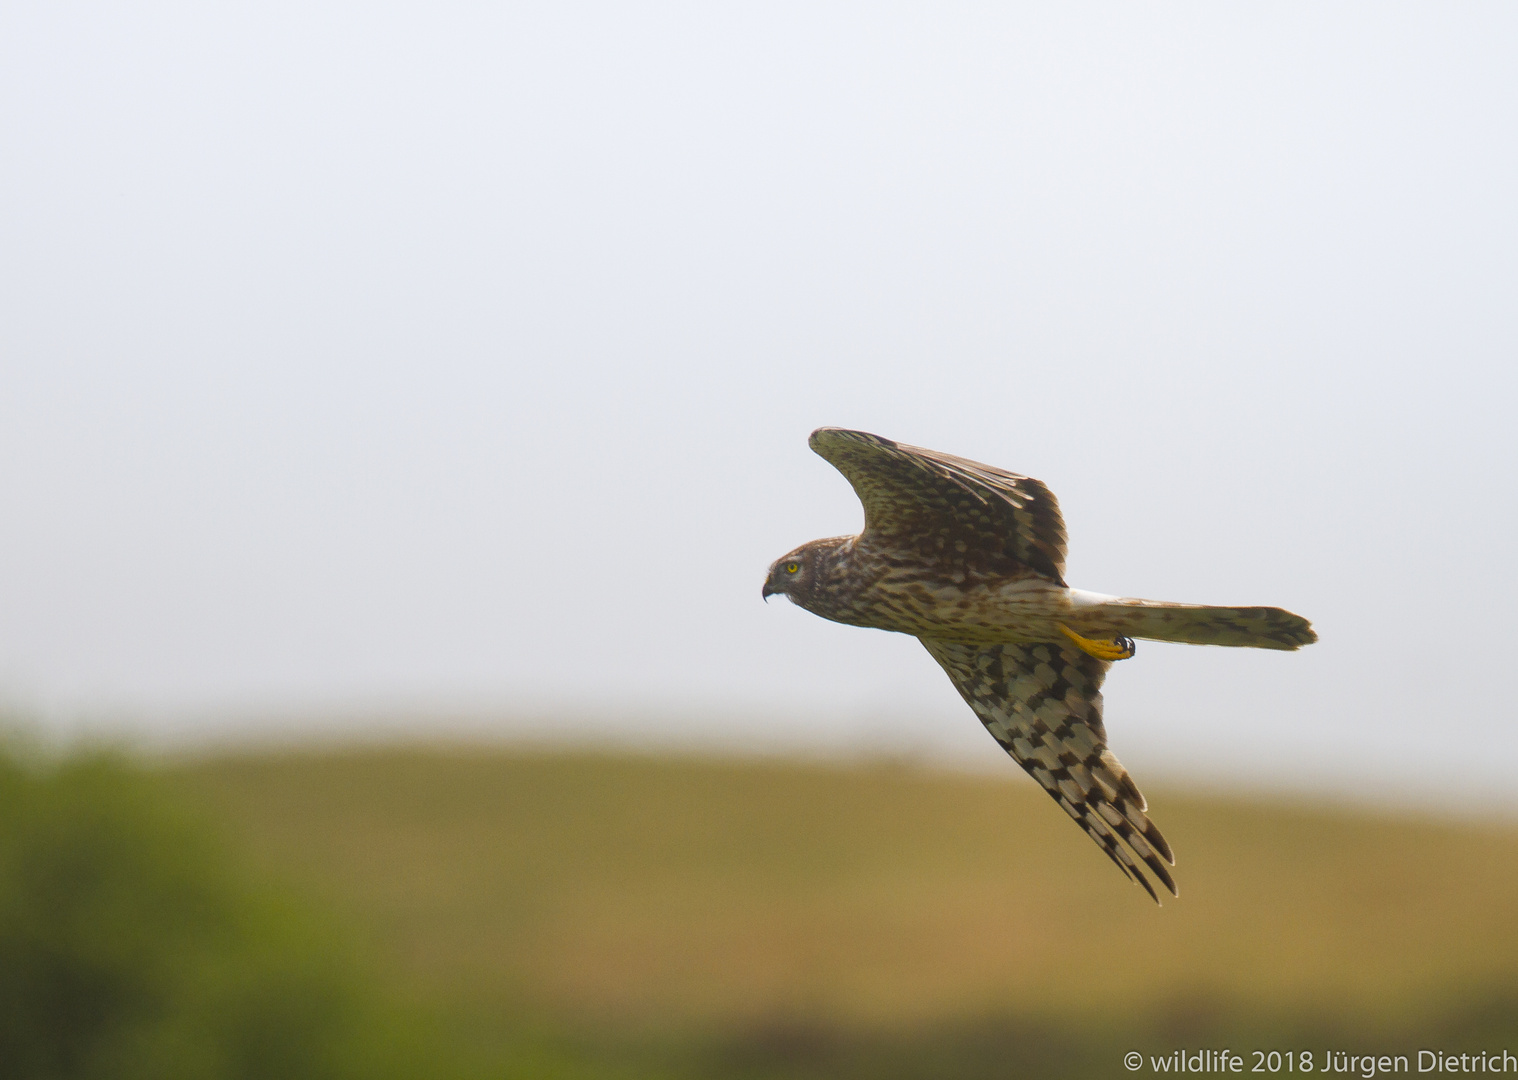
[1079,599,1316,650]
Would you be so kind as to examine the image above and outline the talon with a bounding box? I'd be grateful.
[1058,624,1137,662]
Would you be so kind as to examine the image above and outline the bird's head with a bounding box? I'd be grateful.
[761,538,846,607]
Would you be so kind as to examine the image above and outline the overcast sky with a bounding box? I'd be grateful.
[2,3,1515,806]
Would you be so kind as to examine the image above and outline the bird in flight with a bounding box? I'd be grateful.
[762,428,1316,902]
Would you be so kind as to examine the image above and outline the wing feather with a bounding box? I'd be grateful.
[809,427,1068,584]
[920,637,1177,902]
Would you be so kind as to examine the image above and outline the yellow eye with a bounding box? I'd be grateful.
[785,562,799,574]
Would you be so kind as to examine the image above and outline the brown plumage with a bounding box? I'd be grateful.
[763,428,1316,902]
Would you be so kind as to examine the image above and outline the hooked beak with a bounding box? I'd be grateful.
[762,580,777,601]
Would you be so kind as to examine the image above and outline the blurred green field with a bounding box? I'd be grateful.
[8,742,1518,1079]
[169,748,1518,1071]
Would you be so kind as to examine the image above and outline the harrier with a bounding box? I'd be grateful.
[762,428,1315,902]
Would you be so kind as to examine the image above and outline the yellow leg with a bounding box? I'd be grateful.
[1058,623,1137,662]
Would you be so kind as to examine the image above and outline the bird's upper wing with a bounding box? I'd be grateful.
[920,637,1177,902]
[809,427,1067,584]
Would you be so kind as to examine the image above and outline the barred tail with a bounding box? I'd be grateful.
[1081,599,1317,651]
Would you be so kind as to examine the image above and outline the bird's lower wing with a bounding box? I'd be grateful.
[920,638,1177,902]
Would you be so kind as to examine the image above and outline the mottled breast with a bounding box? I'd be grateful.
[803,540,1072,643]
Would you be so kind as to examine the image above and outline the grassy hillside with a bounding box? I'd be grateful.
[160,746,1518,1072]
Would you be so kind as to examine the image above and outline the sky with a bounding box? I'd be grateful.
[1,3,1515,807]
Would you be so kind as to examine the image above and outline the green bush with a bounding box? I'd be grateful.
[0,748,420,1080]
